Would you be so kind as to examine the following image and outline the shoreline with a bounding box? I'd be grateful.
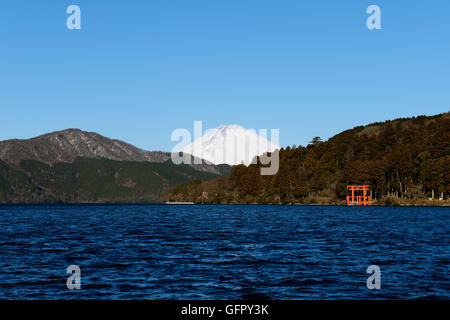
[0,201,449,207]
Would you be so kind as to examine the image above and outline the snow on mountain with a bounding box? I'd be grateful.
[181,124,280,166]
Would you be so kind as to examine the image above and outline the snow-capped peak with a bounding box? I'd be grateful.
[181,124,279,166]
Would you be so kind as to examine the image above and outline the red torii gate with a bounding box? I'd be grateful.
[347,185,370,206]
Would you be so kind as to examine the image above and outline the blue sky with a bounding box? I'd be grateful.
[0,0,449,151]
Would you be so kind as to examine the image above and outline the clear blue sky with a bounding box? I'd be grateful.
[0,0,449,151]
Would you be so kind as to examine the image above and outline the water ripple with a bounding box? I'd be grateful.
[0,204,448,299]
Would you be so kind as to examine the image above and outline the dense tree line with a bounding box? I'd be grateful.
[169,113,450,204]
[0,158,221,203]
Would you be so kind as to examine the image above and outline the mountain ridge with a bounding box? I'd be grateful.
[0,128,168,164]
[0,128,229,176]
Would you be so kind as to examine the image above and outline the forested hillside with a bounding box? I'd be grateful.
[168,113,450,205]
[0,157,223,203]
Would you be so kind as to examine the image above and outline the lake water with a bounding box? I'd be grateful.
[0,204,448,299]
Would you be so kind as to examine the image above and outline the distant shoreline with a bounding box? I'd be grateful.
[165,201,195,205]
[0,202,449,207]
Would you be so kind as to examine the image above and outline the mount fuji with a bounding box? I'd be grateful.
[181,125,280,166]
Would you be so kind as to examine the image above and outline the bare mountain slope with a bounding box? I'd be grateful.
[0,129,230,175]
[0,129,168,164]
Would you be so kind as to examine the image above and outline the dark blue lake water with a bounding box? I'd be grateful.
[0,204,448,299]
